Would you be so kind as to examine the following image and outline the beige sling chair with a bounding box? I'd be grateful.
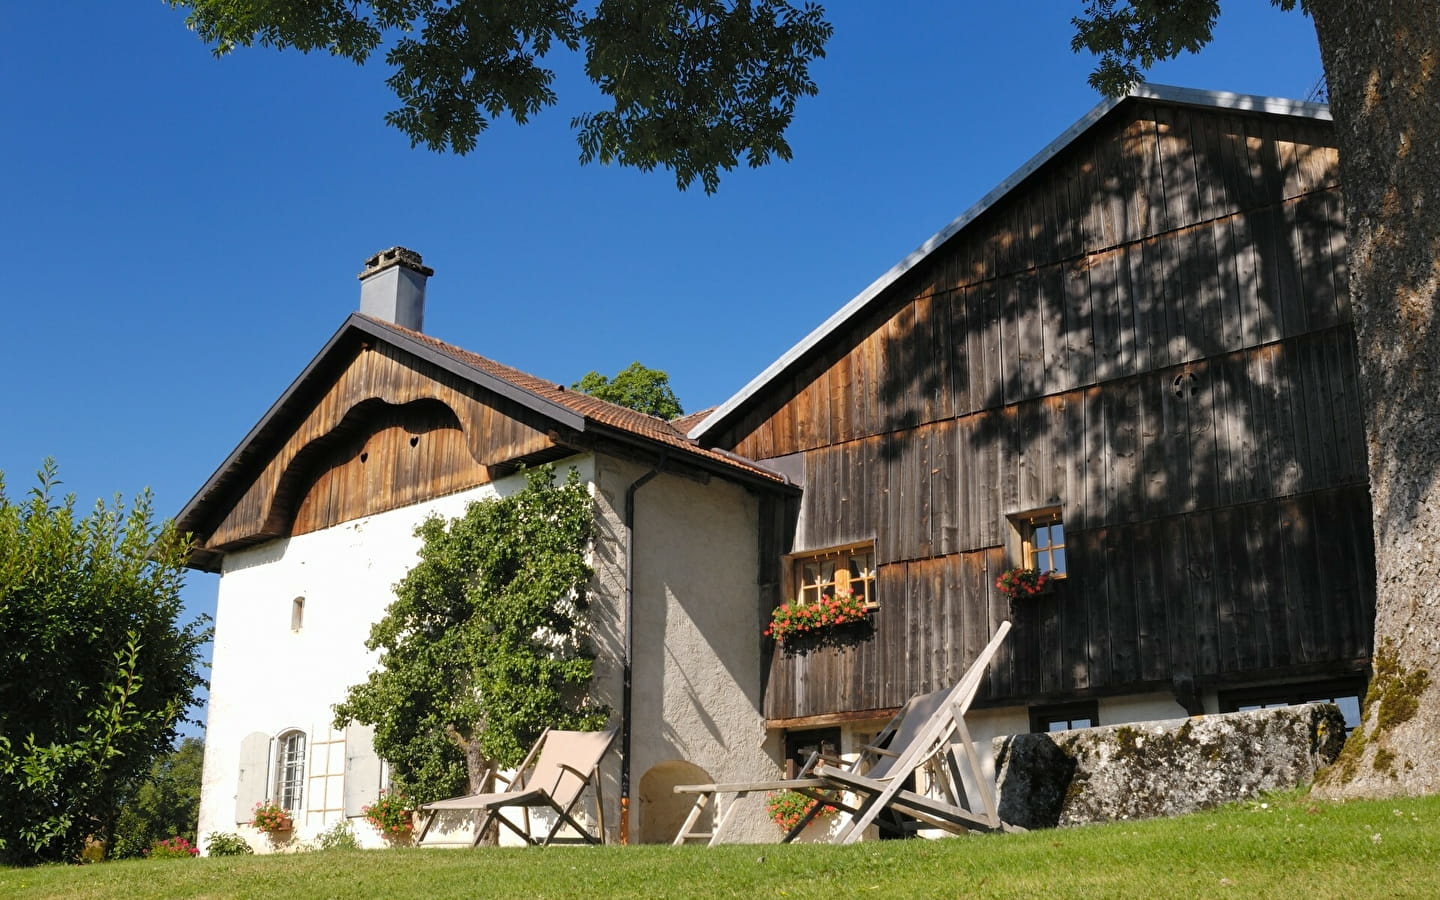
[672,620,1010,845]
[416,727,616,847]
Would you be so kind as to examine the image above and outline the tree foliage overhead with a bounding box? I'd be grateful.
[0,462,210,866]
[167,0,834,193]
[573,361,685,420]
[333,466,607,803]
[1071,0,1306,96]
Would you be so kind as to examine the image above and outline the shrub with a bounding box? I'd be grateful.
[204,832,253,856]
[315,819,361,851]
[146,836,199,859]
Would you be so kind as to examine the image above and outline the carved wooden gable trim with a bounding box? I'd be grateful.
[204,340,557,550]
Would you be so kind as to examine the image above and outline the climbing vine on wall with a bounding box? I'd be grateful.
[334,465,608,803]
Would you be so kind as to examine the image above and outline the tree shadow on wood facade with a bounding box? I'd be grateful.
[719,100,1376,721]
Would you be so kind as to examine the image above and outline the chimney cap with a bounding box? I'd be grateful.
[359,246,434,280]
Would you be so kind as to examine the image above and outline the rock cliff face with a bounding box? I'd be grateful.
[993,704,1347,829]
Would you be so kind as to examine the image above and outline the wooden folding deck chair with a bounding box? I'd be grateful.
[672,620,1010,845]
[816,621,1011,843]
[416,727,615,847]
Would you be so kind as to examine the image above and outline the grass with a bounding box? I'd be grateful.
[3,791,1437,899]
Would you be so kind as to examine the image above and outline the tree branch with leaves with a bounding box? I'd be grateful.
[168,0,833,193]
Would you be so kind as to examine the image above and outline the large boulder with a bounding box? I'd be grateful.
[992,703,1346,829]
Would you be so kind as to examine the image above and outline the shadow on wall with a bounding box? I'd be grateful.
[638,760,712,845]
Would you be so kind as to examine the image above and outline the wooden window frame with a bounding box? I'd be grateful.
[783,726,841,779]
[1007,507,1067,578]
[786,542,878,609]
[1029,701,1098,734]
[1218,677,1366,734]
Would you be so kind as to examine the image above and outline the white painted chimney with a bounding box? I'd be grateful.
[358,247,432,331]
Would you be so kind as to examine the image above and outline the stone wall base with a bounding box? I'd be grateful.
[993,703,1347,829]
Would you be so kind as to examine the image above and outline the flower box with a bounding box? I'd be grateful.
[764,588,873,643]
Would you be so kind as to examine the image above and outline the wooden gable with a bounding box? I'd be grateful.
[716,97,1373,722]
[183,327,565,570]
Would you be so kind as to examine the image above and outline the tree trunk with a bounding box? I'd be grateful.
[446,724,501,844]
[1309,0,1440,798]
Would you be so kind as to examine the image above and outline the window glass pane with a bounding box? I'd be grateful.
[1071,717,1092,729]
[1051,522,1065,547]
[1051,547,1066,574]
[801,561,822,586]
[1034,525,1053,551]
[276,732,306,811]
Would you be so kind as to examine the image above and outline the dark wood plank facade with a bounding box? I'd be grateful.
[709,100,1375,721]
[201,341,559,554]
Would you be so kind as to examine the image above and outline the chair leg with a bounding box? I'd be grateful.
[674,792,712,846]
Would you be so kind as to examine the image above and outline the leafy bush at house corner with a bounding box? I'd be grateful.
[203,832,253,856]
[109,737,205,859]
[0,460,212,866]
[333,465,609,805]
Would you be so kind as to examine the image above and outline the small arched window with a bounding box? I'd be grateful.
[274,730,306,812]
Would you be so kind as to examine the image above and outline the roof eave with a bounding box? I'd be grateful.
[175,313,589,554]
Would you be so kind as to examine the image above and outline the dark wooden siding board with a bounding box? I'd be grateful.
[1134,521,1170,682]
[983,546,1014,699]
[1129,109,1165,243]
[1282,495,1326,663]
[1211,507,1243,672]
[1160,515,1192,682]
[1105,530,1140,684]
[1187,361,1220,512]
[1082,387,1107,534]
[1293,187,1340,330]
[1185,511,1222,676]
[949,287,975,417]
[1327,329,1364,484]
[1158,106,1202,234]
[1137,370,1163,520]
[934,418,959,556]
[1056,391,1086,532]
[1063,255,1098,390]
[1325,187,1352,322]
[1083,527,1113,688]
[1256,501,1293,669]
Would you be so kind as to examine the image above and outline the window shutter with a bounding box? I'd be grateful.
[235,731,273,824]
[343,724,384,817]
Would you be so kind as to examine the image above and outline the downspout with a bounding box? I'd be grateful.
[619,454,665,845]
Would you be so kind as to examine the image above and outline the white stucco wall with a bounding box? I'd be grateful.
[1099,692,1191,725]
[197,460,590,853]
[590,457,782,844]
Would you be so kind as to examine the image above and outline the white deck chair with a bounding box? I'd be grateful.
[416,727,615,847]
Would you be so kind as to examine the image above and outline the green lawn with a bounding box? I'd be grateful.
[4,791,1437,899]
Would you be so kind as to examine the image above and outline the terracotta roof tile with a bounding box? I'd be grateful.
[360,316,788,485]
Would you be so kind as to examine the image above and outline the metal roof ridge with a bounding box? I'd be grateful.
[688,82,1330,441]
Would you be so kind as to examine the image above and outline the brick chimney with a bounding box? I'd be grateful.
[358,247,433,332]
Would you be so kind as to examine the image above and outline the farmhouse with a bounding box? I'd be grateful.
[182,84,1373,849]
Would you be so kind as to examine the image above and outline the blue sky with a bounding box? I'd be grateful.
[0,3,1324,732]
